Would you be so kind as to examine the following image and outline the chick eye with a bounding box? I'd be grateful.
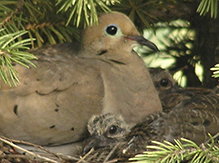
[106,25,118,35]
[108,125,118,135]
[160,78,169,87]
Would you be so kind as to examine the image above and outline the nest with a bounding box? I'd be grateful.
[0,136,122,163]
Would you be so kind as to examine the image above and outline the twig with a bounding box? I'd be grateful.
[56,153,80,161]
[0,137,58,163]
[76,148,94,163]
[204,132,219,145]
[103,144,119,163]
[0,135,62,160]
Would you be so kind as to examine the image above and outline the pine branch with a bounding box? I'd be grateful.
[211,64,219,78]
[0,29,36,87]
[0,0,80,47]
[197,0,218,19]
[130,134,219,163]
[56,0,121,27]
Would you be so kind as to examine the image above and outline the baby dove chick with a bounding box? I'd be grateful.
[83,113,130,154]
[149,68,193,112]
[83,93,219,161]
[149,68,213,112]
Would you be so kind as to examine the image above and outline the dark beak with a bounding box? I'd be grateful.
[82,135,115,155]
[83,137,98,154]
[126,35,159,51]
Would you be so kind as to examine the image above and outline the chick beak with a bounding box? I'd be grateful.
[125,35,159,52]
[83,137,98,154]
[82,135,113,155]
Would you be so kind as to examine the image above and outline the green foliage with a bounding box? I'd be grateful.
[211,64,219,78]
[56,0,121,27]
[141,20,201,87]
[197,0,218,18]
[130,135,219,163]
[111,0,160,32]
[0,29,37,86]
[0,0,80,47]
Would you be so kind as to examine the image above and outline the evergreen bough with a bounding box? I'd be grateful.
[130,134,219,163]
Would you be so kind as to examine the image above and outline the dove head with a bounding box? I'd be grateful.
[81,12,158,57]
[83,113,130,154]
[149,68,176,92]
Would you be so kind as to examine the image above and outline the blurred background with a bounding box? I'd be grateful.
[0,0,218,88]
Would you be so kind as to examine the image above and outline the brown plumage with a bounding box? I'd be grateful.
[83,93,219,161]
[0,12,162,151]
[149,68,212,112]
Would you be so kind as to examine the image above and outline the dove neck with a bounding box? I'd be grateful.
[100,51,162,124]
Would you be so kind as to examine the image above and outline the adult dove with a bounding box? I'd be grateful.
[0,12,162,146]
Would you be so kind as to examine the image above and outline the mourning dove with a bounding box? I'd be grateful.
[149,68,177,92]
[149,68,212,112]
[148,68,193,112]
[0,12,162,147]
[83,93,219,161]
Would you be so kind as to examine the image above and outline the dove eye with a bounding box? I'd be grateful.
[108,125,118,135]
[160,78,169,87]
[105,24,118,36]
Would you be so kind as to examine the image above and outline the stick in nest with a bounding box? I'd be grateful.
[0,136,59,163]
[0,136,80,162]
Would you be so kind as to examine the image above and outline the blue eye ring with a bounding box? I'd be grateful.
[105,24,118,36]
